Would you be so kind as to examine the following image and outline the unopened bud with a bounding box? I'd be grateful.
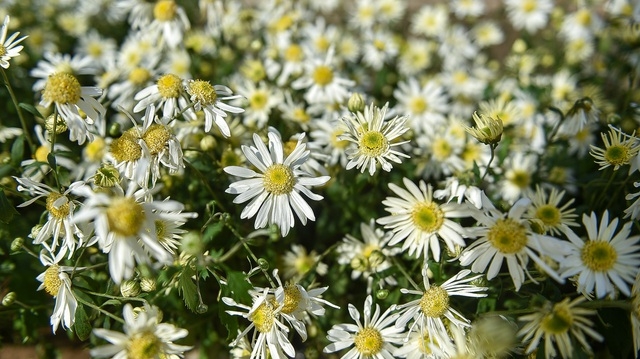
[120,280,141,298]
[109,122,121,137]
[10,237,24,252]
[140,277,156,292]
[347,93,366,113]
[368,250,385,269]
[257,258,269,271]
[376,289,389,300]
[196,303,209,314]
[94,164,120,188]
[200,135,217,152]
[2,292,16,306]
[44,114,67,134]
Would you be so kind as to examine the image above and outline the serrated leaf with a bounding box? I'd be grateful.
[74,304,92,341]
[178,266,199,312]
[226,271,253,305]
[19,102,43,119]
[10,135,24,168]
[0,190,19,224]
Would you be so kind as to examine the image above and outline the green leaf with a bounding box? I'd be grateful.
[18,103,43,119]
[47,152,57,169]
[0,190,19,224]
[178,265,199,312]
[10,135,24,168]
[203,220,224,243]
[100,299,122,308]
[74,304,92,341]
[226,270,253,305]
[0,164,13,178]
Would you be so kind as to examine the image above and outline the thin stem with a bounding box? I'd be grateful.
[480,143,497,182]
[389,256,421,291]
[75,294,125,324]
[0,67,35,150]
[80,289,147,304]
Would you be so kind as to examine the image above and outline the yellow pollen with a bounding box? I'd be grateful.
[312,65,334,86]
[535,205,561,226]
[281,284,302,314]
[43,265,62,296]
[46,192,71,219]
[487,218,528,254]
[188,80,217,105]
[354,327,384,356]
[508,170,531,189]
[271,14,294,32]
[284,44,303,62]
[153,0,177,21]
[604,145,631,166]
[129,67,151,86]
[283,140,297,158]
[417,332,435,354]
[263,164,295,195]
[294,256,314,274]
[330,129,349,149]
[106,197,145,237]
[34,145,50,163]
[576,9,592,26]
[87,42,103,57]
[43,72,82,104]
[250,299,277,333]
[359,130,388,157]
[157,74,183,99]
[453,71,468,84]
[409,97,427,114]
[111,130,143,162]
[521,0,537,13]
[155,220,167,239]
[0,45,6,57]
[581,240,617,272]
[373,39,386,51]
[548,167,567,184]
[128,331,161,359]
[142,124,171,155]
[411,202,444,233]
[292,108,310,124]
[419,286,450,318]
[84,137,107,162]
[432,138,452,161]
[540,303,573,335]
[315,37,330,52]
[249,90,268,110]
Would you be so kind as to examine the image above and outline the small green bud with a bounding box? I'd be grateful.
[200,135,217,152]
[257,258,269,271]
[140,277,156,292]
[368,250,385,268]
[94,164,120,188]
[120,280,141,298]
[181,230,204,256]
[10,237,24,252]
[196,303,209,314]
[347,92,365,113]
[376,289,389,300]
[2,292,16,306]
[44,114,67,134]
[109,122,121,137]
[304,347,319,359]
[350,255,368,272]
[30,225,43,240]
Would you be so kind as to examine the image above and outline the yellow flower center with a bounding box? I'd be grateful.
[417,332,435,354]
[354,327,384,356]
[508,170,531,189]
[359,130,388,157]
[188,80,217,105]
[84,137,107,162]
[263,164,295,195]
[43,72,82,104]
[283,140,296,158]
[111,129,143,162]
[292,108,310,124]
[419,286,450,318]
[487,218,528,254]
[281,284,302,314]
[249,90,268,110]
[0,45,6,57]
[271,14,294,33]
[129,67,151,86]
[432,138,452,161]
[43,265,62,296]
[106,197,145,237]
[46,192,71,219]
[157,74,183,99]
[540,303,573,335]
[220,149,242,168]
[142,124,171,155]
[581,240,618,272]
[294,256,314,275]
[521,0,537,13]
[576,9,592,26]
[315,36,330,53]
[284,44,303,62]
[128,331,161,359]
[250,299,277,333]
[34,145,50,163]
[409,97,427,114]
[330,129,349,149]
[548,167,567,184]
[155,220,167,240]
[535,205,561,227]
[373,39,385,51]
[153,0,177,21]
[604,145,632,166]
[312,65,334,86]
[411,201,444,233]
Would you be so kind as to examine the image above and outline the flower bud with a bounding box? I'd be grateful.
[200,135,217,152]
[94,164,120,188]
[120,280,141,297]
[463,112,503,146]
[2,292,16,306]
[257,258,269,271]
[10,237,24,252]
[181,230,204,257]
[140,277,157,292]
[109,122,121,137]
[44,114,67,134]
[347,92,365,113]
[376,289,389,300]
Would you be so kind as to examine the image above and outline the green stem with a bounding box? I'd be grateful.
[480,143,497,183]
[80,289,147,304]
[0,68,35,150]
[389,256,420,291]
[74,295,125,324]
[580,299,632,311]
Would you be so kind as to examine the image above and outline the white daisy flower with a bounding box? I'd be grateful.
[434,175,495,211]
[224,129,330,237]
[291,48,355,105]
[395,268,488,342]
[91,303,191,358]
[560,211,640,299]
[323,295,404,359]
[147,0,190,49]
[72,183,195,284]
[518,297,603,359]
[281,244,328,280]
[393,78,449,134]
[223,288,295,359]
[624,181,640,220]
[0,15,27,69]
[589,126,640,172]
[0,126,22,143]
[20,125,76,183]
[30,52,98,92]
[459,198,569,291]
[340,102,410,176]
[185,79,244,137]
[377,178,472,262]
[523,185,578,236]
[133,73,196,122]
[504,0,553,34]
[36,253,77,333]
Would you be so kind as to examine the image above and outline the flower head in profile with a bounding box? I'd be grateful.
[36,253,77,333]
[463,111,503,146]
[323,295,404,359]
[560,211,640,299]
[0,15,28,69]
[517,297,603,359]
[340,102,410,175]
[224,129,330,237]
[185,79,244,137]
[90,303,191,358]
